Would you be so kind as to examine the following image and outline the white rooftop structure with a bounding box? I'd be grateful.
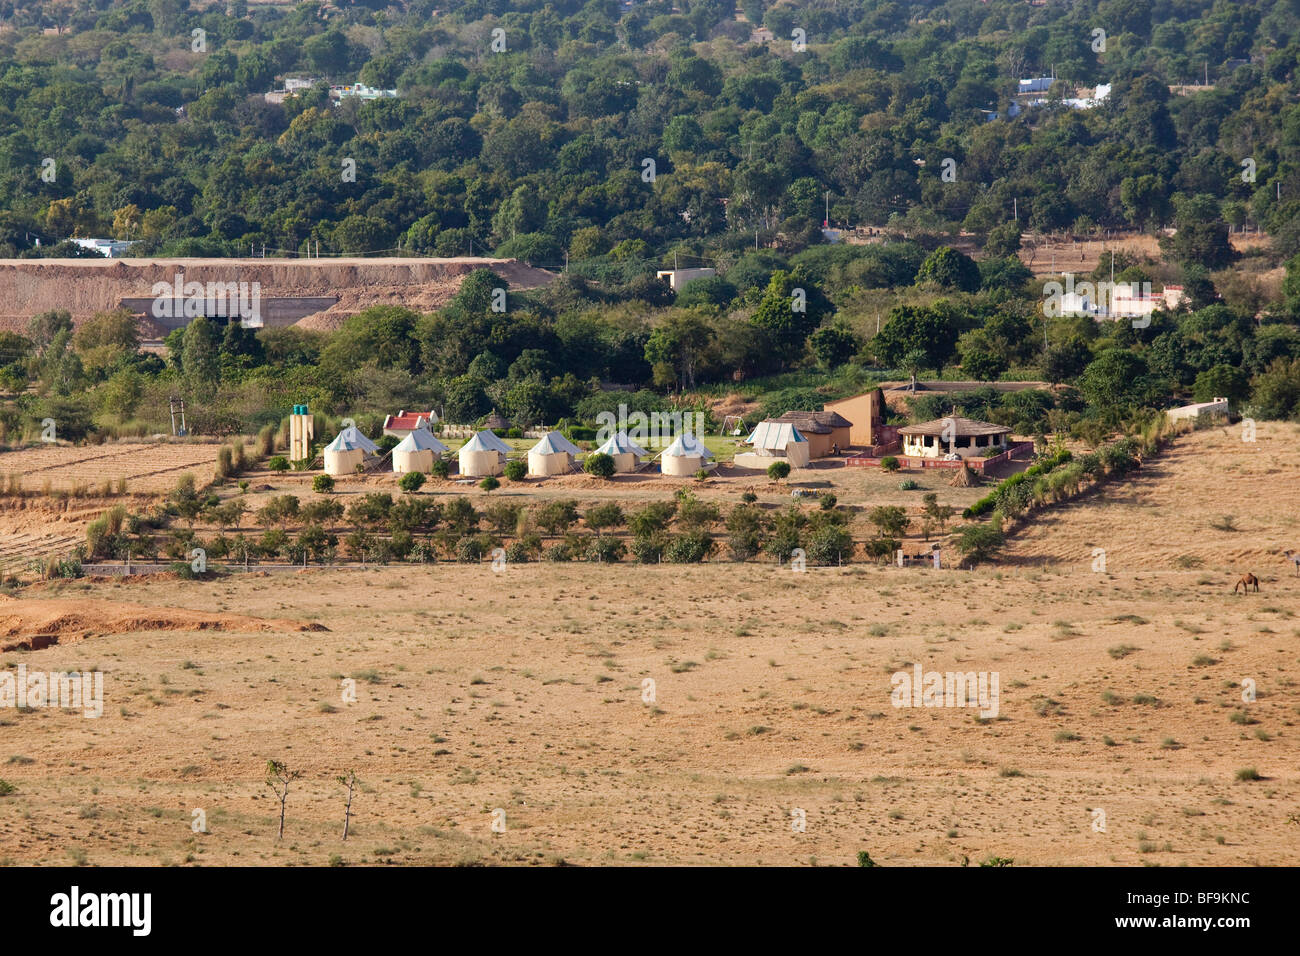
[662,432,714,459]
[70,237,135,257]
[594,431,649,457]
[529,431,583,456]
[746,421,807,451]
[1018,76,1054,93]
[394,428,448,454]
[327,425,378,453]
[461,429,511,454]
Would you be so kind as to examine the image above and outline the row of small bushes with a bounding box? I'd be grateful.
[964,449,1074,518]
[1,473,130,498]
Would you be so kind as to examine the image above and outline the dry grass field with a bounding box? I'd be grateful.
[0,441,221,493]
[0,425,1296,867]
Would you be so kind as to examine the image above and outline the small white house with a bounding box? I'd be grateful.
[70,237,135,257]
[899,417,1011,459]
[382,409,439,439]
[1166,397,1229,424]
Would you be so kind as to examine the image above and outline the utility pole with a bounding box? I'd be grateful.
[825,190,830,227]
[168,397,177,436]
[1013,197,1017,221]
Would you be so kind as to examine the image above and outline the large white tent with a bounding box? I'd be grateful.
[323,427,377,476]
[459,429,511,477]
[735,421,811,469]
[527,430,582,477]
[592,431,648,473]
[392,427,449,473]
[660,432,715,476]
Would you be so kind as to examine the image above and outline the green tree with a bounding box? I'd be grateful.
[916,247,980,293]
[182,318,221,397]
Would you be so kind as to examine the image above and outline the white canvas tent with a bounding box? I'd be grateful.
[735,421,811,469]
[527,430,582,477]
[592,431,648,473]
[392,427,448,473]
[459,429,511,477]
[660,432,715,476]
[323,429,376,476]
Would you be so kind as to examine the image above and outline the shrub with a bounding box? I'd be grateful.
[536,499,579,534]
[862,536,900,562]
[215,446,233,480]
[585,502,625,535]
[455,535,491,563]
[740,491,757,504]
[584,452,616,478]
[479,476,500,492]
[398,471,426,494]
[764,506,805,562]
[257,423,277,458]
[867,505,909,538]
[630,533,667,563]
[504,541,532,563]
[666,530,714,563]
[429,458,449,479]
[954,520,1005,565]
[628,501,676,536]
[543,542,573,562]
[767,460,791,481]
[725,504,766,560]
[807,525,856,565]
[880,456,900,472]
[268,455,289,472]
[312,474,335,493]
[818,492,838,510]
[899,479,920,491]
[586,536,626,563]
[503,459,527,481]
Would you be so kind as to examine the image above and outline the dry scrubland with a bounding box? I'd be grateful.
[0,425,1297,866]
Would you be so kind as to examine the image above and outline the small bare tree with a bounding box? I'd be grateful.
[265,759,301,840]
[337,770,358,841]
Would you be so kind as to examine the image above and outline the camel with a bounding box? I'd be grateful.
[1284,550,1300,575]
[1234,573,1259,594]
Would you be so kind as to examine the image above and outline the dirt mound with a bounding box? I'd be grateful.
[0,256,557,333]
[0,593,327,650]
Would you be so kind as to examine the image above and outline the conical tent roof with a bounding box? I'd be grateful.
[594,431,648,457]
[529,431,582,456]
[662,432,714,459]
[324,434,363,452]
[394,427,448,454]
[461,429,511,454]
[329,425,378,453]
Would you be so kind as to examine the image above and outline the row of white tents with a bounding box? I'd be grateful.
[320,425,722,478]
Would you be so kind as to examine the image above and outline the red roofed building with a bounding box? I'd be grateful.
[382,409,439,439]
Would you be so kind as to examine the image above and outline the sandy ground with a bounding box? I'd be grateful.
[0,589,325,650]
[0,441,221,493]
[0,424,1296,867]
[0,257,556,334]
